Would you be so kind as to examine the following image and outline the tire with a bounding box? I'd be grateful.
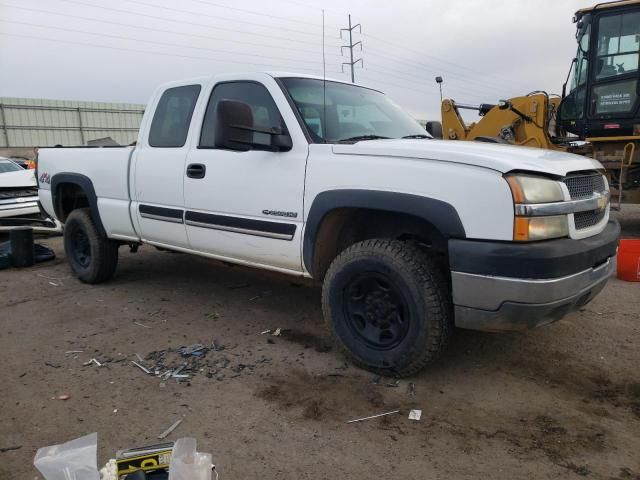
[322,239,452,377]
[63,208,118,283]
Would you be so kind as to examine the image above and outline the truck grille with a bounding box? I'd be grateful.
[0,187,38,200]
[563,174,606,199]
[563,173,607,230]
[574,209,607,229]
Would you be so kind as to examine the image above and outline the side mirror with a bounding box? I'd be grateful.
[214,100,292,152]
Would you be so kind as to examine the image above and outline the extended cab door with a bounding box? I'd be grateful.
[131,84,202,248]
[183,76,308,273]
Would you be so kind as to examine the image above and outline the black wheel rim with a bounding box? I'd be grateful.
[343,272,410,350]
[71,227,91,268]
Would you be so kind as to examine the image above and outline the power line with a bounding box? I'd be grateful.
[1,2,343,59]
[363,59,511,101]
[50,0,343,48]
[0,19,334,67]
[362,32,530,93]
[0,31,341,72]
[363,48,520,99]
[166,0,325,28]
[340,14,363,83]
[117,0,324,38]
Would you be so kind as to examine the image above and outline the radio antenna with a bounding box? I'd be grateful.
[322,8,327,143]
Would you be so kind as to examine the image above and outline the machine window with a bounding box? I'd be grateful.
[595,12,640,80]
[149,85,201,148]
[200,82,285,148]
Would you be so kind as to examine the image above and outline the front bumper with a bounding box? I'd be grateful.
[449,220,620,332]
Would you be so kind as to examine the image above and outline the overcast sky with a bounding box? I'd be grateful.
[0,0,596,121]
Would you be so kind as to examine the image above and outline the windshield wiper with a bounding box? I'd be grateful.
[401,134,431,139]
[337,134,390,142]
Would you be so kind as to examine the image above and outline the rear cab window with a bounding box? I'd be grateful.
[149,85,201,147]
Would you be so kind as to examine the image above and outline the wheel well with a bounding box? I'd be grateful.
[311,208,448,280]
[54,182,90,223]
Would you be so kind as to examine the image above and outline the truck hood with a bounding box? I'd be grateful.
[0,169,37,188]
[332,139,602,176]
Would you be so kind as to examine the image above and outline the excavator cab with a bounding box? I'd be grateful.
[558,1,640,138]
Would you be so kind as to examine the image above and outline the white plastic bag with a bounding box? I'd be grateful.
[34,432,100,480]
[168,437,212,480]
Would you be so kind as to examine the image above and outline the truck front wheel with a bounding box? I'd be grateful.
[322,239,452,377]
[63,208,118,284]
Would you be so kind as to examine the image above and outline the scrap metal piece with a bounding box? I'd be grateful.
[346,410,400,423]
[131,361,150,374]
[157,419,182,439]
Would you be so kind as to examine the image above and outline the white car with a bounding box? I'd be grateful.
[0,157,39,219]
[37,73,619,375]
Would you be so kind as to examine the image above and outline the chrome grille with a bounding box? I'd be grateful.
[0,188,38,200]
[563,173,608,230]
[563,174,605,200]
[574,209,606,229]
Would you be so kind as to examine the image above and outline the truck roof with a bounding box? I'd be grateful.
[155,72,363,91]
[575,0,640,15]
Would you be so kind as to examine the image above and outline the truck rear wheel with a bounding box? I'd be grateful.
[322,239,452,377]
[63,208,118,284]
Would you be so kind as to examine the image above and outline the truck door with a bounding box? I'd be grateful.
[183,79,307,273]
[131,84,201,248]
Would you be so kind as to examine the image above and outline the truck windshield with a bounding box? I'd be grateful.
[280,77,430,143]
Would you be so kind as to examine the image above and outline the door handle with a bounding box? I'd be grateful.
[186,163,206,179]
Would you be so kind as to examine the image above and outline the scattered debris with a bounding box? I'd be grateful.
[273,328,282,337]
[408,409,422,421]
[205,312,220,319]
[135,353,144,363]
[260,330,271,335]
[65,350,83,354]
[131,361,151,374]
[0,445,22,453]
[249,295,261,301]
[133,321,151,329]
[158,419,183,439]
[179,344,208,357]
[45,361,60,369]
[346,410,401,423]
[57,394,71,401]
[407,382,416,396]
[91,358,102,367]
[386,379,400,388]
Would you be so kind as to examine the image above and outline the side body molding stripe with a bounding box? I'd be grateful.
[139,204,184,223]
[302,189,466,275]
[185,211,296,240]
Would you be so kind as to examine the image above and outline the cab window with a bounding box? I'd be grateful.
[200,82,285,148]
[149,85,201,148]
[595,12,640,80]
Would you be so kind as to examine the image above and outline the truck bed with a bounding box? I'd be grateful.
[38,146,139,240]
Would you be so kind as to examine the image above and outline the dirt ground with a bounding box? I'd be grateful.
[1,209,639,480]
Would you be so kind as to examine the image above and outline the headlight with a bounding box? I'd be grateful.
[506,174,568,241]
[514,215,569,241]
[505,174,564,203]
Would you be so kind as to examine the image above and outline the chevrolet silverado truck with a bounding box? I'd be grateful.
[37,72,619,376]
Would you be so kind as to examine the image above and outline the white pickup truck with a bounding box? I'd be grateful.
[37,72,619,376]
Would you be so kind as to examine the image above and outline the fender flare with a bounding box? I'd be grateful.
[50,172,107,237]
[302,189,466,275]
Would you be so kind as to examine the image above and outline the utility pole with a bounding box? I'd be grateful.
[341,14,362,83]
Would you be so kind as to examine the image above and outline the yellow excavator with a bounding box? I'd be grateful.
[428,0,640,205]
